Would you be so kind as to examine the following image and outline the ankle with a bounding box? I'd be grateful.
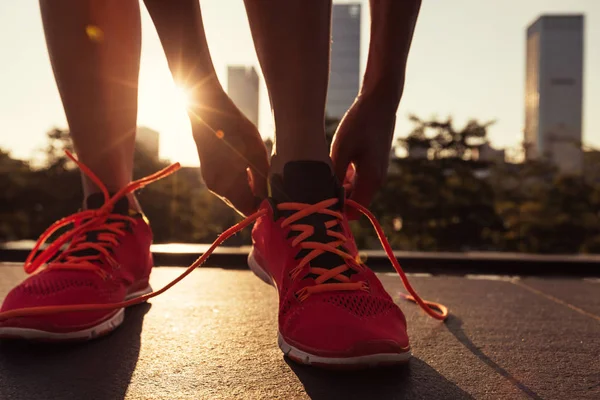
[82,190,141,212]
[271,126,332,174]
[270,149,332,177]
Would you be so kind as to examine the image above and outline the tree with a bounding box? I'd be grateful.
[0,129,247,245]
[399,115,492,162]
[0,150,33,241]
[372,158,502,251]
[368,117,503,251]
[2,118,600,255]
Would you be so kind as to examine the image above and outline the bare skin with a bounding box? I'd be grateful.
[40,0,142,209]
[243,0,333,175]
[242,0,421,209]
[41,0,420,215]
[41,0,268,216]
[144,0,269,216]
[332,0,422,215]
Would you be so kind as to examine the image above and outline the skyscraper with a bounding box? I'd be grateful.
[524,15,584,173]
[327,3,361,120]
[227,66,259,127]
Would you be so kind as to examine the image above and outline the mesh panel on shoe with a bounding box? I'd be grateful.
[279,278,296,317]
[279,276,289,298]
[324,293,396,317]
[280,297,296,318]
[19,276,100,297]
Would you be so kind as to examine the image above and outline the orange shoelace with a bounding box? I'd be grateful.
[0,157,447,322]
[278,199,447,320]
[24,151,180,279]
[279,199,367,301]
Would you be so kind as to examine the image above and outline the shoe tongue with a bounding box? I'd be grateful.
[270,161,355,282]
[65,194,131,262]
[271,161,339,204]
[85,193,129,215]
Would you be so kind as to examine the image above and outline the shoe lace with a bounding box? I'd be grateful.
[278,199,367,301]
[0,160,447,322]
[23,151,180,280]
[278,198,447,320]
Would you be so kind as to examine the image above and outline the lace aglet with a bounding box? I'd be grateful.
[398,292,448,321]
[398,292,416,303]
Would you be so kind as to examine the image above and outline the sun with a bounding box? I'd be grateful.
[174,86,192,109]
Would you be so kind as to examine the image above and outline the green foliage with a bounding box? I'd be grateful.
[0,129,245,246]
[368,158,502,251]
[0,150,32,241]
[1,120,600,254]
[400,115,492,161]
[361,117,600,253]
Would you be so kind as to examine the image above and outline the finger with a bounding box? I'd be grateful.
[343,163,357,192]
[331,139,355,186]
[348,160,384,219]
[221,170,261,217]
[331,153,351,186]
[246,144,270,200]
[203,166,258,216]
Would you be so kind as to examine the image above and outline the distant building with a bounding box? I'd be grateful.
[478,143,505,163]
[327,3,361,119]
[524,15,584,174]
[136,127,160,160]
[227,66,259,127]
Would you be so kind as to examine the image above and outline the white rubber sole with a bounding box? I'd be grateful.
[247,250,411,368]
[247,248,274,286]
[278,333,411,368]
[0,285,153,342]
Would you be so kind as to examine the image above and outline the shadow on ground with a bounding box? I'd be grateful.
[445,315,542,400]
[0,304,150,400]
[287,356,473,400]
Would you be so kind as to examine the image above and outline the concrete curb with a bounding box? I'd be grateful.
[1,243,599,277]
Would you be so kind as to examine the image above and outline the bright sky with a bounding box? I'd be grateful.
[0,0,599,166]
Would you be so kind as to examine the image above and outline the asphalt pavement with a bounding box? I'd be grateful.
[0,265,599,400]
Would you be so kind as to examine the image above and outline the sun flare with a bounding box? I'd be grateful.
[174,86,192,109]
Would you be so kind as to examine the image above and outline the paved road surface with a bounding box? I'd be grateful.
[0,265,599,399]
